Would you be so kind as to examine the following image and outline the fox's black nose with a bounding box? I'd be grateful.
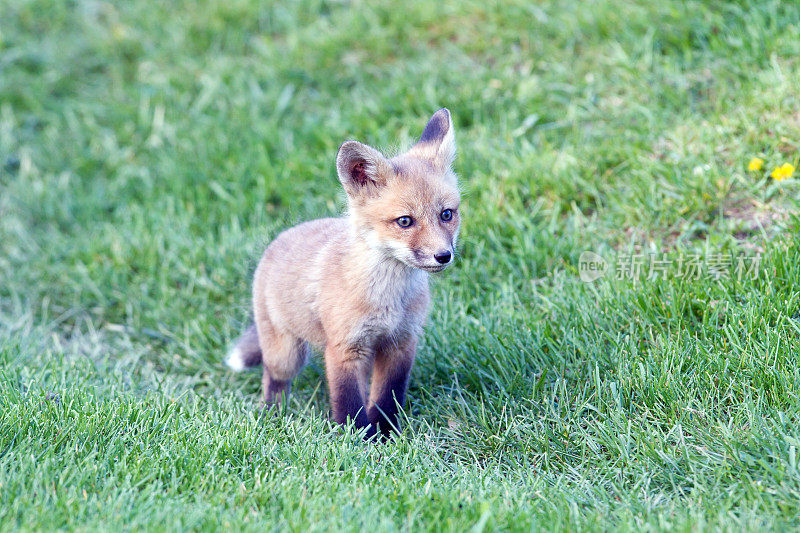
[434,251,452,264]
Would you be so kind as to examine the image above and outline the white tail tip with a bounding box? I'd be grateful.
[225,346,247,372]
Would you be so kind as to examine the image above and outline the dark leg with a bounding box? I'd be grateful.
[262,369,292,406]
[324,347,375,439]
[254,314,308,409]
[367,340,415,438]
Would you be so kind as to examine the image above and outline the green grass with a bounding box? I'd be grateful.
[2,0,800,530]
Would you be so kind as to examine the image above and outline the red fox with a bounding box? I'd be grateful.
[226,109,460,439]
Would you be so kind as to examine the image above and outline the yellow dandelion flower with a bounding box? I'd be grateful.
[747,157,764,171]
[770,163,795,181]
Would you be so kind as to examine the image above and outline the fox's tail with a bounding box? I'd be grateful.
[225,323,263,371]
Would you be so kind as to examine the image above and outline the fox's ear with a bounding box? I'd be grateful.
[412,108,456,169]
[336,140,390,199]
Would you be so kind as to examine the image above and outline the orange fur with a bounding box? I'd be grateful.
[227,109,460,439]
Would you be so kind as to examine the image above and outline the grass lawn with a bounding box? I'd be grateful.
[2,0,800,530]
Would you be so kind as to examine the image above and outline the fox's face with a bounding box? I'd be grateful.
[336,109,461,272]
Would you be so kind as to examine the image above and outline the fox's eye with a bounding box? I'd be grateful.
[440,209,453,222]
[396,216,414,228]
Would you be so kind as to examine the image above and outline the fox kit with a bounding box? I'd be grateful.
[226,109,460,439]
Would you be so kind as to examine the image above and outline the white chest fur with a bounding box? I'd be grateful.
[351,258,427,351]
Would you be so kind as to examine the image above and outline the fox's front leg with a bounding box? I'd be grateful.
[324,345,376,439]
[367,339,415,438]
